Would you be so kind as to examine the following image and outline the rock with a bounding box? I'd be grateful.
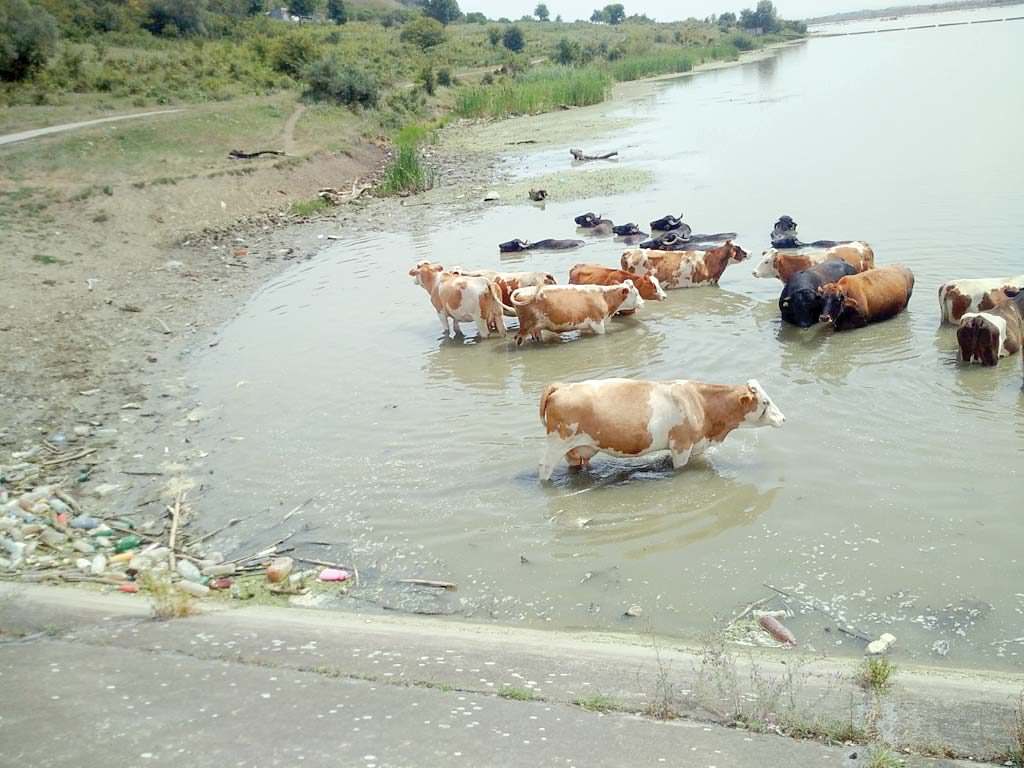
[93,483,120,498]
[624,605,643,618]
[266,556,294,584]
[482,190,501,201]
[73,425,91,437]
[72,539,95,555]
[176,580,209,597]
[176,560,202,583]
[865,633,897,656]
[70,515,99,530]
[931,639,951,657]
[39,528,67,547]
[317,568,350,582]
[201,563,236,578]
[90,554,107,575]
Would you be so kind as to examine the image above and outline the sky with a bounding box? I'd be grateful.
[462,0,960,21]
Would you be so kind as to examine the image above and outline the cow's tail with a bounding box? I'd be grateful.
[539,383,562,426]
[511,287,540,307]
[489,280,516,317]
[485,282,510,335]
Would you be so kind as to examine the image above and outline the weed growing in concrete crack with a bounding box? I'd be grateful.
[857,657,895,693]
[142,573,196,620]
[864,744,903,768]
[575,695,618,713]
[498,687,537,702]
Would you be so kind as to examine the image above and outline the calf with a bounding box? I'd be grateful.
[409,261,508,338]
[537,378,785,480]
[957,292,1024,366]
[779,261,858,328]
[511,283,643,346]
[938,276,1024,324]
[818,265,915,331]
[568,264,666,305]
[619,241,748,288]
[450,268,556,308]
[753,242,875,282]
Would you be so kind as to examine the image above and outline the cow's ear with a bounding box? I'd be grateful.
[432,263,444,272]
[740,392,755,406]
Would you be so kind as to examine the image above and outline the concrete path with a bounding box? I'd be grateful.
[0,584,1011,767]
[0,109,183,147]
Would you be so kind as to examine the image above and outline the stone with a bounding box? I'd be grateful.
[39,528,67,547]
[266,557,294,584]
[624,605,643,618]
[176,559,202,583]
[93,484,121,498]
[176,580,209,597]
[865,633,897,655]
[70,516,99,530]
[72,539,95,555]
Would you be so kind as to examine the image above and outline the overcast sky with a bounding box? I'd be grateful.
[462,0,959,21]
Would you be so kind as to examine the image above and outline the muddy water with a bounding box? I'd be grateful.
[191,15,1024,670]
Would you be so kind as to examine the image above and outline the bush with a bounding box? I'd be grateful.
[464,11,487,24]
[436,67,452,86]
[0,0,60,81]
[423,0,461,25]
[502,25,524,52]
[270,30,320,77]
[554,37,581,66]
[303,56,379,106]
[418,65,434,95]
[730,32,754,51]
[487,26,501,46]
[143,0,207,37]
[399,16,445,49]
[326,0,347,24]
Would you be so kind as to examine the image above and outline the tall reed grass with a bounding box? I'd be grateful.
[455,66,611,118]
[377,123,435,196]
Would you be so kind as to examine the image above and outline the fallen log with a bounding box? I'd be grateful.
[229,149,286,160]
[570,148,619,161]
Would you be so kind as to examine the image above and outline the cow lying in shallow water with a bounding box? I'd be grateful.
[957,291,1024,366]
[769,215,848,249]
[574,212,614,236]
[537,378,785,480]
[409,261,508,338]
[511,283,643,346]
[753,242,875,282]
[568,264,666,305]
[779,261,858,328]
[620,241,748,288]
[499,238,585,253]
[938,276,1024,324]
[818,265,915,331]
[639,230,740,250]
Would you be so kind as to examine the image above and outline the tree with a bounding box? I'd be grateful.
[464,11,487,23]
[400,16,446,49]
[739,1,779,32]
[502,25,524,52]
[589,8,605,22]
[534,3,549,21]
[288,0,317,16]
[487,25,501,45]
[603,3,624,24]
[0,0,59,81]
[554,36,581,65]
[143,0,208,36]
[326,0,347,24]
[717,10,736,28]
[423,0,461,25]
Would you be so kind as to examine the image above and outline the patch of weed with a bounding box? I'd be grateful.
[857,657,896,693]
[289,196,331,217]
[575,694,618,713]
[498,687,537,701]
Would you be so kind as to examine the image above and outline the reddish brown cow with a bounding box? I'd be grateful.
[568,264,667,303]
[818,265,915,331]
[511,283,643,346]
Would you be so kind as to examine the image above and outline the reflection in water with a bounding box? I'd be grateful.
[188,14,1024,671]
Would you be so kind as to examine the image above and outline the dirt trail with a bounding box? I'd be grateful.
[0,109,183,146]
[281,103,306,156]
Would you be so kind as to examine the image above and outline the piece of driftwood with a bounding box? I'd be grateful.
[727,596,773,627]
[229,149,286,160]
[397,578,456,591]
[570,148,619,161]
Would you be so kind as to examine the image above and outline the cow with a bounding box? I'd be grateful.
[612,223,647,238]
[510,283,643,346]
[651,213,685,232]
[568,264,667,305]
[499,238,585,253]
[537,377,785,480]
[770,215,848,249]
[575,212,614,236]
[938,276,1024,324]
[620,241,748,289]
[956,292,1024,366]
[818,265,915,331]
[450,268,557,309]
[753,242,875,282]
[409,261,508,338]
[779,261,858,328]
[639,230,739,250]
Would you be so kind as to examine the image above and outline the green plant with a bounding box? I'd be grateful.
[1010,691,1024,767]
[32,253,64,265]
[0,0,60,81]
[143,0,207,37]
[498,687,537,701]
[730,32,755,51]
[502,25,525,53]
[864,745,902,768]
[290,196,331,217]
[423,0,461,25]
[534,3,549,21]
[326,0,347,25]
[455,66,609,118]
[436,67,452,87]
[303,57,379,107]
[419,65,435,95]
[377,123,434,196]
[857,657,895,693]
[487,26,501,46]
[400,16,446,50]
[270,30,321,77]
[575,694,617,713]
[141,573,197,619]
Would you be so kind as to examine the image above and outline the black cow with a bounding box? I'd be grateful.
[771,215,848,250]
[574,212,613,236]
[779,261,858,327]
[499,238,585,253]
[650,213,685,232]
[638,229,739,251]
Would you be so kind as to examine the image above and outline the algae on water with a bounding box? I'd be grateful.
[497,167,655,204]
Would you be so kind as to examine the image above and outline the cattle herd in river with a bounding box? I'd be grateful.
[410,214,1024,480]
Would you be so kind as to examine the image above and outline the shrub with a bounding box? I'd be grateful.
[464,11,487,23]
[436,67,452,86]
[419,65,434,95]
[554,37,581,66]
[143,0,208,37]
[423,0,461,25]
[326,0,347,24]
[303,56,379,106]
[502,25,524,52]
[270,30,320,77]
[730,32,754,51]
[0,0,60,81]
[487,26,501,46]
[400,16,445,50]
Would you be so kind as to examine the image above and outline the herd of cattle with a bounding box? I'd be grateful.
[410,213,1024,479]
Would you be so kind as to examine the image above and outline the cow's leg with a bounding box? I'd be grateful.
[451,320,463,336]
[591,318,607,335]
[437,312,450,334]
[539,435,572,482]
[477,316,491,339]
[567,446,597,471]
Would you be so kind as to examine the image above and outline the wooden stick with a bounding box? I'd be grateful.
[397,578,456,591]
[727,596,773,627]
[193,517,244,544]
[155,317,172,335]
[40,448,96,467]
[283,497,313,522]
[122,470,164,477]
[168,490,183,570]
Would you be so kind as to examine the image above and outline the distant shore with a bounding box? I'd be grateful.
[807,0,1024,25]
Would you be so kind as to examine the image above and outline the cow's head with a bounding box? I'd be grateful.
[410,260,444,289]
[721,240,748,264]
[650,213,683,232]
[613,223,643,237]
[634,273,667,301]
[817,282,853,325]
[742,379,785,428]
[957,313,1004,366]
[499,239,529,253]
[619,280,645,312]
[780,287,822,328]
[753,249,780,279]
[574,212,602,228]
[639,230,692,251]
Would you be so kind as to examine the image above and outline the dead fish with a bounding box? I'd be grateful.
[759,615,797,646]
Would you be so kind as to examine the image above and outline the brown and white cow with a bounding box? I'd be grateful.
[938,275,1024,324]
[957,292,1024,366]
[450,268,557,312]
[511,283,643,346]
[409,261,508,338]
[752,242,875,282]
[619,241,748,289]
[818,265,915,331]
[537,378,785,480]
[568,264,667,305]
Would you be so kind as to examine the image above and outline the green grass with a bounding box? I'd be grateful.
[454,66,611,118]
[289,196,331,217]
[574,695,618,713]
[377,123,435,196]
[858,657,896,693]
[32,253,65,265]
[498,687,538,701]
[865,745,903,768]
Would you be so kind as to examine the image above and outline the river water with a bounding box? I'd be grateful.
[190,12,1024,670]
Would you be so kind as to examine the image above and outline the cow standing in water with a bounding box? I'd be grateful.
[511,283,643,346]
[409,261,509,338]
[957,291,1024,366]
[779,261,858,327]
[620,241,748,288]
[818,265,915,331]
[938,276,1024,324]
[537,378,785,480]
[753,242,875,282]
[568,264,667,304]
